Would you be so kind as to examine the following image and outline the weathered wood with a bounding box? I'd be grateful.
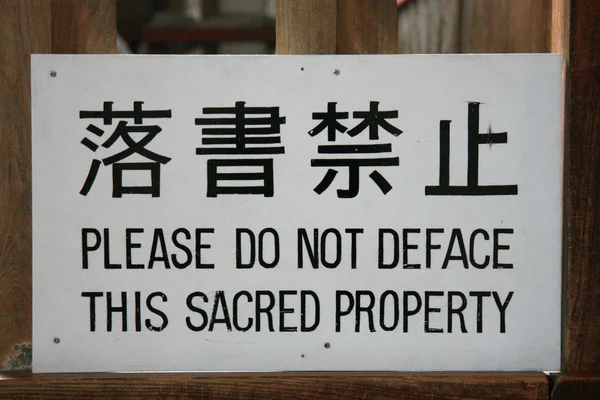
[0,374,549,400]
[551,0,569,54]
[0,0,51,371]
[51,0,116,54]
[562,0,600,375]
[552,377,600,400]
[276,0,337,54]
[276,0,397,55]
[0,0,116,372]
[337,0,397,54]
[461,0,550,53]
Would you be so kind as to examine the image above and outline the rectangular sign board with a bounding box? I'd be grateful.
[32,54,562,373]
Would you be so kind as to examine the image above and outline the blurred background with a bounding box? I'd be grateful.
[117,0,550,55]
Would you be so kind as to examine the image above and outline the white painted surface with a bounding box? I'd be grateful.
[31,54,562,373]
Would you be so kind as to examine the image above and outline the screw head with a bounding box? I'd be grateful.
[324,342,330,349]
[49,71,57,77]
[53,337,60,344]
[333,69,340,76]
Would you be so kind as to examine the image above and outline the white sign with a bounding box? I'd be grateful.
[32,54,562,373]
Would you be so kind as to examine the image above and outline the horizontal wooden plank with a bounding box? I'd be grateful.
[552,376,600,400]
[0,373,548,400]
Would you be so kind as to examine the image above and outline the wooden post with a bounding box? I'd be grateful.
[51,0,116,54]
[0,0,50,371]
[0,0,115,371]
[551,0,600,397]
[276,0,397,55]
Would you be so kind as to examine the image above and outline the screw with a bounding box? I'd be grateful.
[301,354,305,358]
[333,69,340,76]
[49,71,57,77]
[324,342,330,349]
[53,337,60,344]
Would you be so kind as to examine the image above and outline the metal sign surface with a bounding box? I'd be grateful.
[32,54,562,373]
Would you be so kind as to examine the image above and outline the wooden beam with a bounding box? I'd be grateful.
[276,0,337,54]
[461,0,550,53]
[51,0,116,54]
[552,377,600,400]
[0,374,549,400]
[560,0,600,377]
[337,0,398,54]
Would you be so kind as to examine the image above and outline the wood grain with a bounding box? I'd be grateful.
[51,0,116,54]
[276,0,337,54]
[0,374,549,400]
[337,0,397,54]
[552,376,600,400]
[563,0,600,375]
[551,0,569,54]
[0,0,115,371]
[0,0,51,371]
[461,0,550,53]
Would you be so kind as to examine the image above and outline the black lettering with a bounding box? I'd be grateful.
[135,291,142,332]
[148,228,171,269]
[209,291,232,331]
[255,290,275,331]
[403,228,420,269]
[403,291,422,332]
[448,291,468,333]
[233,291,253,331]
[81,291,103,331]
[195,228,215,269]
[103,228,121,269]
[335,290,354,332]
[469,229,490,269]
[107,291,127,332]
[321,228,341,268]
[171,228,192,268]
[279,290,297,332]
[236,228,255,268]
[493,229,513,269]
[346,228,363,269]
[442,228,468,269]
[298,228,319,268]
[82,228,101,269]
[126,228,144,269]
[469,291,491,333]
[186,291,209,331]
[356,290,376,332]
[145,292,168,332]
[424,291,444,333]
[426,228,444,269]
[493,291,514,333]
[259,228,280,268]
[301,290,320,332]
[379,290,399,331]
[378,228,399,269]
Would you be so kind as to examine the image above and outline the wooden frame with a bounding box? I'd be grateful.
[1,0,598,398]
